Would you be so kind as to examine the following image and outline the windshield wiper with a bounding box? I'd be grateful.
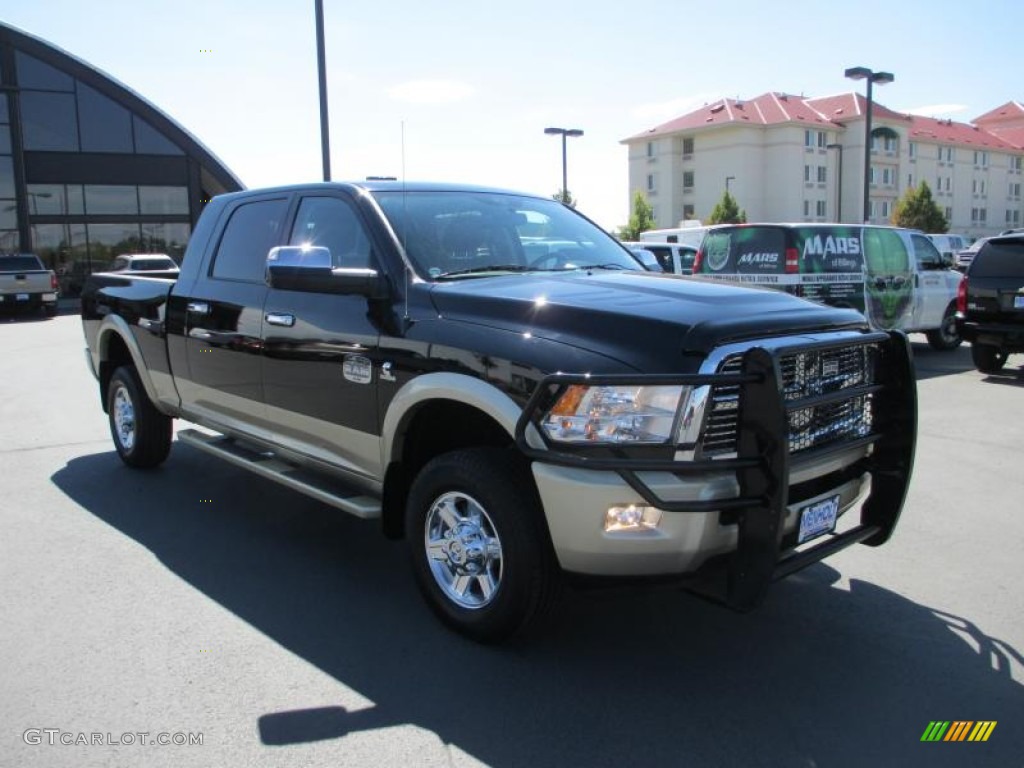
[568,263,631,271]
[436,264,532,278]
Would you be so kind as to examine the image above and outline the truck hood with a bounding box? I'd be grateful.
[427,270,866,371]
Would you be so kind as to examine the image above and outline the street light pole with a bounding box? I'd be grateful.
[315,0,331,181]
[845,66,894,223]
[826,143,843,221]
[544,127,584,203]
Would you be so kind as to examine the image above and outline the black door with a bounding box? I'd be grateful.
[178,195,290,432]
[260,194,384,481]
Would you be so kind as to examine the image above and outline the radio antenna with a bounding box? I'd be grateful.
[401,120,410,323]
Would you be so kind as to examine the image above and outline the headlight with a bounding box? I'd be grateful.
[540,384,690,444]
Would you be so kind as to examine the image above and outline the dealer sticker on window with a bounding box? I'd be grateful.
[798,494,840,544]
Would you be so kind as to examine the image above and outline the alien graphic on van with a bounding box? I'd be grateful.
[862,227,914,330]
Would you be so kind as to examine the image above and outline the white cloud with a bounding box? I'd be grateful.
[387,79,474,104]
[902,103,968,118]
[630,93,721,124]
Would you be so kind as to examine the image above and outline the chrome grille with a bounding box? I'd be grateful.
[700,342,879,457]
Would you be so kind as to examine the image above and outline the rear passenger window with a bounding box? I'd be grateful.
[211,198,288,282]
[971,242,1024,278]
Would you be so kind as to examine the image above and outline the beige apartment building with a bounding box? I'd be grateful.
[623,93,1024,239]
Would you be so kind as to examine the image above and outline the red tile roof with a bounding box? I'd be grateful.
[624,91,1024,150]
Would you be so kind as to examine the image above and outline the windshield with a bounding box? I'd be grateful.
[373,190,642,279]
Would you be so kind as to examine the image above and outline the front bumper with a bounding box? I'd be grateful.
[516,332,917,610]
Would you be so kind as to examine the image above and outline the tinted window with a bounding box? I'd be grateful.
[211,198,288,282]
[971,242,1024,278]
[289,196,373,269]
[912,234,943,268]
[15,52,73,91]
[20,91,79,151]
[133,117,183,155]
[0,203,15,230]
[27,184,85,215]
[0,156,14,199]
[0,94,8,123]
[0,255,44,271]
[139,186,189,215]
[77,83,133,152]
[0,125,10,154]
[85,186,139,215]
[140,222,190,262]
[87,223,143,263]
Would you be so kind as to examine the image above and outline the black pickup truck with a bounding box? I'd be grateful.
[82,182,917,642]
[956,233,1024,372]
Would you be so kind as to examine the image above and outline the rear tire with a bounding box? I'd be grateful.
[43,304,58,317]
[107,365,172,468]
[926,303,962,350]
[970,343,1007,373]
[405,448,560,643]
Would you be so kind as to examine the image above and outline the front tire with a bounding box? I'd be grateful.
[107,365,172,468]
[926,303,962,350]
[405,448,560,643]
[970,343,1007,373]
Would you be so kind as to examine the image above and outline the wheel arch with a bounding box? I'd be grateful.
[380,373,537,539]
[95,317,160,413]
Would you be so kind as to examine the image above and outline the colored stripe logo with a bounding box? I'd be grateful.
[921,721,996,742]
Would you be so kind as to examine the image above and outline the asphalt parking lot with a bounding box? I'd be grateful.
[2,312,1022,768]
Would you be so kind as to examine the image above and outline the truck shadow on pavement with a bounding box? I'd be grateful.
[908,341,976,381]
[52,447,1023,768]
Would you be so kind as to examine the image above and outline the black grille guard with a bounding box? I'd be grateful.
[514,331,917,610]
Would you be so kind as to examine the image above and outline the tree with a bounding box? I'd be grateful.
[707,190,747,224]
[552,189,577,208]
[891,181,947,233]
[618,191,656,240]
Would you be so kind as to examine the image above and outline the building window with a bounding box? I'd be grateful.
[971,207,987,224]
[804,130,814,148]
[683,171,694,189]
[909,142,916,159]
[907,173,914,189]
[817,131,827,149]
[683,204,695,219]
[869,166,877,184]
[804,165,812,182]
[974,150,988,167]
[884,135,897,152]
[882,168,893,186]
[138,186,189,215]
[945,206,953,221]
[817,166,827,183]
[945,177,952,192]
[881,201,890,218]
[133,116,182,155]
[20,91,79,151]
[803,200,810,217]
[77,82,133,153]
[14,51,74,91]
[1010,182,1021,199]
[84,185,139,215]
[646,141,654,158]
[1012,156,1023,172]
[646,173,655,193]
[682,137,694,155]
[869,201,876,219]
[816,200,826,217]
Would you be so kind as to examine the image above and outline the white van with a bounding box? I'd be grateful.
[694,224,964,349]
[622,240,697,274]
[925,233,972,267]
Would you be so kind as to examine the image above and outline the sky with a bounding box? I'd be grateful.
[3,0,1021,231]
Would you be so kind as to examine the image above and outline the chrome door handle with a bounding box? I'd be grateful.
[187,301,210,314]
[265,312,295,327]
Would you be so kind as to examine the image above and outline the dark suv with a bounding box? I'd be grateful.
[956,233,1024,372]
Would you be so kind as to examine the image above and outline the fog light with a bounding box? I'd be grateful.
[604,504,662,532]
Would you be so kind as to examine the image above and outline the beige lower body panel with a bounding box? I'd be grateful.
[532,462,871,577]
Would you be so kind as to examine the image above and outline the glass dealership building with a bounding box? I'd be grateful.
[0,22,243,295]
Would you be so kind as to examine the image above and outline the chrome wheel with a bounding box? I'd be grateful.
[424,491,503,609]
[112,385,136,451]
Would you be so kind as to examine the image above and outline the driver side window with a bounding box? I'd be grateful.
[912,234,943,269]
[289,196,373,269]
